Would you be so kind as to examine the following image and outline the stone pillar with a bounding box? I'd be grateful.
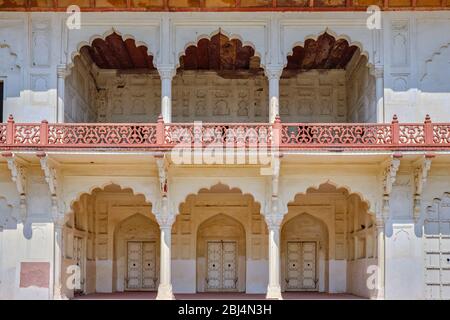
[265,66,283,123]
[158,66,176,123]
[156,197,175,300]
[53,218,67,299]
[56,65,67,123]
[372,65,384,123]
[376,219,385,300]
[265,213,283,300]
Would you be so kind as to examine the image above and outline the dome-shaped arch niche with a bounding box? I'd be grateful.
[62,183,158,297]
[283,29,373,72]
[67,28,157,72]
[113,213,160,292]
[281,213,329,292]
[64,179,158,219]
[171,182,267,294]
[178,30,263,76]
[173,180,266,218]
[281,181,377,297]
[64,29,161,123]
[280,29,377,123]
[196,213,246,292]
[173,29,269,123]
[176,28,266,72]
[281,179,377,219]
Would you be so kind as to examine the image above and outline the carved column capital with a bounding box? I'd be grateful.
[264,65,283,80]
[155,196,176,229]
[157,64,176,80]
[57,64,68,78]
[370,65,384,78]
[264,213,284,230]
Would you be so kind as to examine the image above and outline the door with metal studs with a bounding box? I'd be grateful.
[286,241,317,291]
[206,241,238,291]
[127,241,157,290]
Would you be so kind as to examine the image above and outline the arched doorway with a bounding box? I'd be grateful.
[281,213,328,292]
[63,184,158,298]
[114,214,160,292]
[197,214,246,292]
[424,193,450,299]
[175,31,266,123]
[282,32,375,123]
[171,183,266,294]
[66,32,159,123]
[283,182,376,298]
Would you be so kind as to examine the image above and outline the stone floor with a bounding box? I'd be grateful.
[73,291,364,300]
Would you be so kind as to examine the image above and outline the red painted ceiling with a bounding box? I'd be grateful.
[81,32,155,70]
[284,32,358,76]
[179,32,262,74]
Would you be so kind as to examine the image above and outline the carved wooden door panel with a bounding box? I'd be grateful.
[206,241,222,290]
[424,204,450,299]
[127,242,142,290]
[301,242,317,289]
[286,242,302,290]
[286,241,317,291]
[127,241,157,290]
[206,241,237,291]
[142,242,157,290]
[222,242,237,290]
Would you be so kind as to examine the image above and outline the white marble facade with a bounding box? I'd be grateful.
[0,10,450,300]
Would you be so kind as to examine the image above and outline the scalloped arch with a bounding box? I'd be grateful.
[175,181,264,217]
[284,29,371,71]
[68,28,155,72]
[176,29,264,72]
[196,212,246,236]
[66,181,157,218]
[284,180,374,217]
[281,212,329,236]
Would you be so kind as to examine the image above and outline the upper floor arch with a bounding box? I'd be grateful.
[281,27,376,69]
[66,26,160,72]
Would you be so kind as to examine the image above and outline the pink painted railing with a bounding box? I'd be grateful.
[1,115,449,150]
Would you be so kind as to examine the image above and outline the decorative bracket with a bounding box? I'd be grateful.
[272,157,280,197]
[380,154,402,221]
[37,152,58,196]
[36,152,63,221]
[413,154,434,222]
[155,154,169,197]
[382,154,402,195]
[154,195,176,229]
[2,152,27,221]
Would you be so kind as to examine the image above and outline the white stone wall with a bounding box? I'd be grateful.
[0,157,449,298]
[0,11,449,123]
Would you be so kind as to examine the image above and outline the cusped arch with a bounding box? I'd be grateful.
[283,180,375,217]
[177,30,264,73]
[424,192,450,222]
[282,211,329,234]
[174,181,265,218]
[65,180,158,219]
[196,212,246,236]
[284,29,371,74]
[115,212,159,235]
[68,29,156,72]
